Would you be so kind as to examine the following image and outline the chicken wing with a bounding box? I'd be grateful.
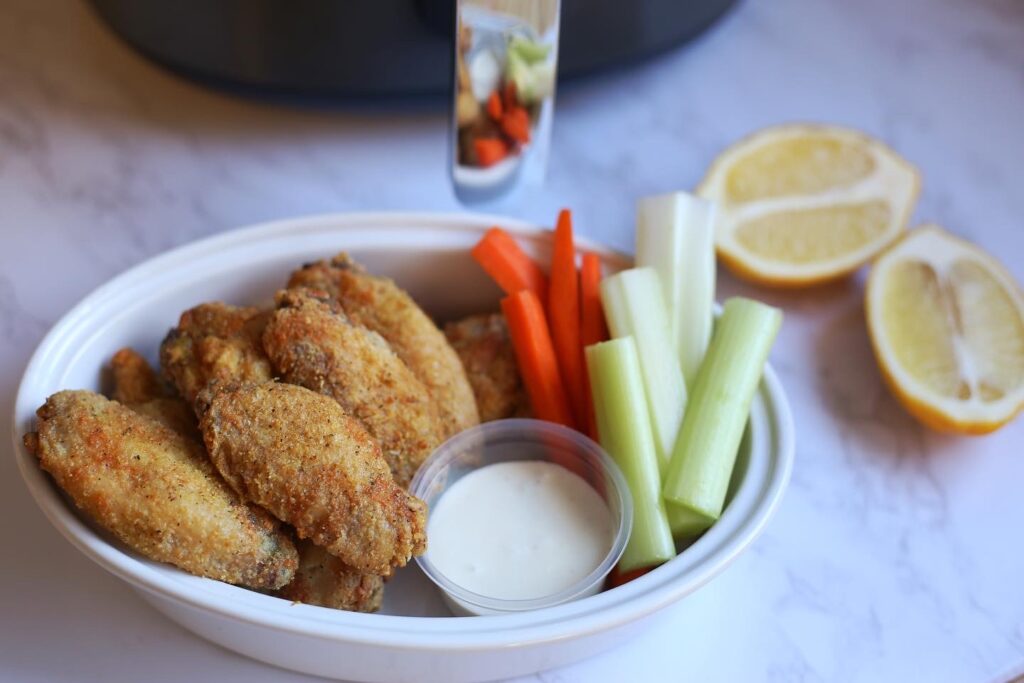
[197,381,427,575]
[111,347,200,440]
[288,253,479,436]
[24,390,298,589]
[111,347,169,404]
[160,303,273,405]
[278,538,384,613]
[444,312,530,422]
[263,288,446,488]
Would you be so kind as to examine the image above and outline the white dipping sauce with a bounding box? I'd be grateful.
[427,461,614,601]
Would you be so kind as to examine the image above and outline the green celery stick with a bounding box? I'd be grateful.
[635,192,717,387]
[508,36,551,64]
[600,268,687,475]
[663,298,782,531]
[600,267,694,539]
[586,337,676,572]
[665,502,714,539]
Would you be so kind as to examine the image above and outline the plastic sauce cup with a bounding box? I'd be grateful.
[409,419,633,616]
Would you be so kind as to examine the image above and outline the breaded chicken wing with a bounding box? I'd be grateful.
[288,253,479,436]
[444,312,530,422]
[128,398,201,442]
[263,288,446,488]
[278,539,384,612]
[111,347,200,440]
[24,390,298,589]
[160,303,273,405]
[197,381,427,575]
[111,347,169,404]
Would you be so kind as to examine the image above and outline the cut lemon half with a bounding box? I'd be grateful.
[698,124,921,287]
[866,225,1024,434]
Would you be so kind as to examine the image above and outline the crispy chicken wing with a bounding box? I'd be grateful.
[444,312,530,422]
[160,303,273,405]
[278,538,384,612]
[24,390,298,589]
[263,288,446,488]
[288,253,479,436]
[197,381,427,575]
[111,347,169,404]
[111,347,200,440]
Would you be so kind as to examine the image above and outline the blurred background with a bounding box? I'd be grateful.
[4,0,1021,275]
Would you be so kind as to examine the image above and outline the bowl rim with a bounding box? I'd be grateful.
[12,211,794,651]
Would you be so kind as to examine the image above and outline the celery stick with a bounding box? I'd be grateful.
[508,36,551,64]
[600,268,687,475]
[663,298,782,531]
[665,499,711,539]
[586,337,676,572]
[636,192,717,386]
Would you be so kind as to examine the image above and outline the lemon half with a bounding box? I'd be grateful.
[698,124,921,287]
[866,225,1024,434]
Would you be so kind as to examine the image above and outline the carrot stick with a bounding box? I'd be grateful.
[473,138,508,167]
[606,565,655,589]
[502,81,517,109]
[548,209,586,428]
[471,227,549,302]
[580,251,609,440]
[501,289,575,430]
[501,106,531,144]
[486,91,503,121]
[581,253,609,346]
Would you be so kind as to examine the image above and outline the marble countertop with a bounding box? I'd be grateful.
[2,0,1022,681]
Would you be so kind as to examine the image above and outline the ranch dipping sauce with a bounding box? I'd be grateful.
[427,460,614,601]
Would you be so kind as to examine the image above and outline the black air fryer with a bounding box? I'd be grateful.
[89,0,737,98]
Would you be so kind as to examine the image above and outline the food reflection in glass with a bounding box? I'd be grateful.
[453,0,560,202]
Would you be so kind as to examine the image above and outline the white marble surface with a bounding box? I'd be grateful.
[2,0,1023,681]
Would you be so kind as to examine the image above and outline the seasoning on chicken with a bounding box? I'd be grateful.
[288,253,479,437]
[444,312,530,422]
[197,381,427,575]
[160,303,273,405]
[111,347,169,404]
[24,390,298,589]
[111,347,200,440]
[263,288,447,488]
[278,539,385,613]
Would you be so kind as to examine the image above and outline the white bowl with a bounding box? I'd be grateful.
[12,212,794,683]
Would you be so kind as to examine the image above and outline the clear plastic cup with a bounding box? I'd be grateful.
[409,419,633,616]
